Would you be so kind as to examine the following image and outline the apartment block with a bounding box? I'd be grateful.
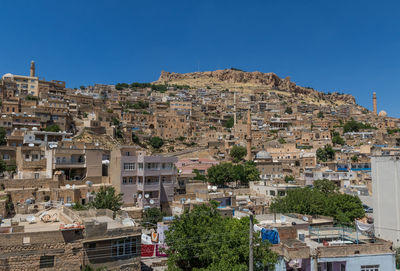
[110,146,177,209]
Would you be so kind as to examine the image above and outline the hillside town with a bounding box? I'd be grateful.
[0,61,399,271]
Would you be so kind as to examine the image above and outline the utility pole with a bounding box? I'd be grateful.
[249,211,254,271]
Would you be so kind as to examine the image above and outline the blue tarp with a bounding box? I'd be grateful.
[261,228,280,244]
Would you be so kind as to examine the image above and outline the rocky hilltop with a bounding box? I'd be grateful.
[156,69,356,105]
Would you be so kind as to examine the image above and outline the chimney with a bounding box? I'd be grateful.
[30,60,35,77]
[373,92,377,115]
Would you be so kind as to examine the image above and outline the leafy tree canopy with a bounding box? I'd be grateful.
[225,116,234,129]
[0,128,6,145]
[230,145,247,163]
[90,187,123,215]
[207,162,260,186]
[142,208,165,228]
[343,118,375,133]
[44,124,61,132]
[165,203,278,271]
[192,169,207,181]
[270,179,364,225]
[285,107,293,114]
[331,131,345,146]
[316,144,335,162]
[149,137,164,149]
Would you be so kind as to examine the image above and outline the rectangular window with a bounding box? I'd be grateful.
[3,154,10,160]
[67,197,72,203]
[129,177,133,184]
[111,237,138,258]
[270,191,275,196]
[40,255,55,268]
[34,173,39,179]
[123,163,135,170]
[361,265,379,271]
[122,177,127,184]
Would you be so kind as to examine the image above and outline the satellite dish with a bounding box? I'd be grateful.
[72,184,76,189]
[138,194,142,199]
[28,143,34,147]
[66,184,71,189]
[149,199,154,204]
[144,194,149,199]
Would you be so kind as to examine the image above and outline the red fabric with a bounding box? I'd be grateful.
[141,244,155,257]
[156,244,168,257]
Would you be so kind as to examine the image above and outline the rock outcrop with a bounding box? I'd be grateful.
[157,69,356,104]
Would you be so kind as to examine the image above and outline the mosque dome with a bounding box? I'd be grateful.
[2,73,13,78]
[378,110,387,117]
[256,151,271,160]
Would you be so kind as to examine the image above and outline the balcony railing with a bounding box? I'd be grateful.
[137,181,160,191]
[55,159,85,165]
[23,159,47,169]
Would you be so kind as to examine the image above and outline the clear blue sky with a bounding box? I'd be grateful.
[1,1,399,116]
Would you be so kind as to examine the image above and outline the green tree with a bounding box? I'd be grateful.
[284,175,295,183]
[207,162,260,186]
[0,128,6,145]
[132,133,140,144]
[72,202,88,211]
[316,145,335,162]
[331,131,345,146]
[317,111,324,118]
[165,203,278,271]
[313,179,338,195]
[89,187,123,217]
[278,138,286,144]
[192,169,207,181]
[149,137,164,149]
[343,118,375,133]
[351,155,359,162]
[142,208,165,228]
[285,107,293,114]
[242,161,261,184]
[225,116,234,129]
[207,163,237,186]
[230,145,247,163]
[111,117,120,126]
[0,159,7,173]
[44,124,61,132]
[270,183,364,225]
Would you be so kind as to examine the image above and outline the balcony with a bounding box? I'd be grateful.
[22,159,47,169]
[137,181,160,191]
[55,159,85,168]
[140,168,176,176]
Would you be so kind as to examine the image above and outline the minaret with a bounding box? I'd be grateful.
[233,93,237,125]
[30,60,35,77]
[373,92,377,115]
[246,109,252,161]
